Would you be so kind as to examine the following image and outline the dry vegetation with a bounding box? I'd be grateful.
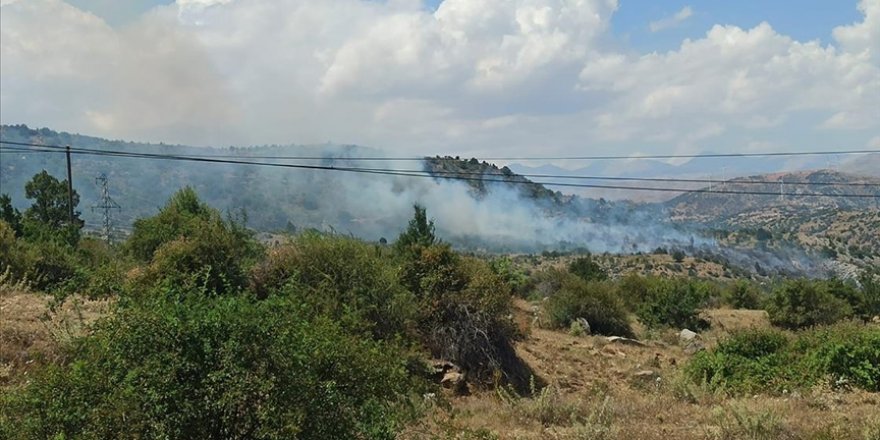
[403,300,880,440]
[0,279,112,386]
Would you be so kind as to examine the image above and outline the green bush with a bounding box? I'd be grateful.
[401,244,525,386]
[0,220,34,284]
[628,277,713,330]
[793,322,880,391]
[687,323,880,394]
[723,280,763,309]
[141,217,258,295]
[26,239,81,293]
[129,189,260,295]
[543,274,633,337]
[765,280,853,329]
[0,293,418,440]
[860,271,880,318]
[250,233,416,340]
[568,255,607,282]
[489,257,529,296]
[127,187,228,262]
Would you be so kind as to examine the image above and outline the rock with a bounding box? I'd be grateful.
[679,329,698,342]
[441,371,464,387]
[872,315,880,324]
[576,318,592,335]
[605,336,647,347]
[683,339,705,355]
[633,370,659,379]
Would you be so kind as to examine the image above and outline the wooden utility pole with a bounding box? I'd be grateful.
[66,145,74,223]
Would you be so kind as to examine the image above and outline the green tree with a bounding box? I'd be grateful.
[765,280,852,329]
[395,204,436,253]
[568,255,607,282]
[0,194,22,236]
[20,171,83,245]
[127,187,215,261]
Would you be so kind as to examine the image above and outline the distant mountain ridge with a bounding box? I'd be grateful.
[667,169,880,224]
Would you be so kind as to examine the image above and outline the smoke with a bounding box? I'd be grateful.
[0,125,846,277]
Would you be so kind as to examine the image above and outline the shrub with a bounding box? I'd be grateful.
[793,322,880,391]
[543,275,633,337]
[521,267,570,299]
[723,280,763,309]
[765,280,852,329]
[633,277,713,330]
[127,187,221,262]
[26,239,81,293]
[129,189,260,295]
[489,257,529,296]
[672,249,686,263]
[860,271,880,318]
[0,220,34,283]
[687,323,880,394]
[401,244,526,387]
[141,218,257,295]
[568,256,607,282]
[0,293,418,440]
[250,233,416,340]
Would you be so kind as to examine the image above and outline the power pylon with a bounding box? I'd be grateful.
[91,173,121,242]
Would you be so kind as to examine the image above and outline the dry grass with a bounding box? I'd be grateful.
[405,299,880,439]
[0,283,111,386]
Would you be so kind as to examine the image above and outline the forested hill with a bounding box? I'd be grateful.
[3,125,599,245]
[423,156,567,205]
[0,124,404,236]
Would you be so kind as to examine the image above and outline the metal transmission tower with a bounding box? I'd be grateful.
[91,173,121,242]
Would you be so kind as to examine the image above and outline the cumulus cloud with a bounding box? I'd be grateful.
[648,6,693,32]
[0,0,877,158]
[578,21,880,150]
[833,0,880,62]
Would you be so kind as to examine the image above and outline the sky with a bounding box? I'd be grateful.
[1,0,878,160]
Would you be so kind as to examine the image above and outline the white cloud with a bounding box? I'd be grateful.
[648,6,693,32]
[833,0,880,62]
[0,0,877,159]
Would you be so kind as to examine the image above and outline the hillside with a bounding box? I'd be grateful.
[0,125,670,255]
[665,170,880,270]
[667,169,880,223]
[424,156,566,205]
[2,125,877,273]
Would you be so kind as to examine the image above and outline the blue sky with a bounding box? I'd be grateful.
[612,1,863,52]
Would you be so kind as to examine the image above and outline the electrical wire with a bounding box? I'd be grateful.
[2,142,878,198]
[3,144,877,188]
[2,139,878,161]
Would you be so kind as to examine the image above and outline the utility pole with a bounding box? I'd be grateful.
[65,145,74,223]
[91,173,121,243]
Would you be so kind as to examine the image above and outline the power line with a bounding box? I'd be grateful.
[3,144,878,188]
[2,139,879,161]
[1,143,878,199]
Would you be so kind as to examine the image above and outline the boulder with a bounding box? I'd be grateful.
[679,329,698,342]
[576,318,592,335]
[683,339,706,355]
